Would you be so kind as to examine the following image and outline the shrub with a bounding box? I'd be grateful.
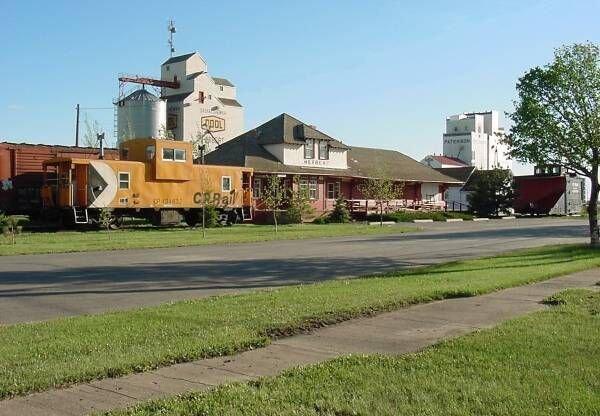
[202,205,219,228]
[1,214,22,245]
[286,187,314,224]
[328,197,351,223]
[365,210,473,223]
[0,212,8,227]
[312,216,329,224]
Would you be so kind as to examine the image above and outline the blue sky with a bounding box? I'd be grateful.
[1,0,599,174]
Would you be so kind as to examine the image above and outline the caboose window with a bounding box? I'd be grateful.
[222,176,232,192]
[119,172,130,189]
[162,148,174,160]
[174,149,186,161]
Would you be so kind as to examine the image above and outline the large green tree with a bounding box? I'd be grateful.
[467,169,514,217]
[507,43,600,246]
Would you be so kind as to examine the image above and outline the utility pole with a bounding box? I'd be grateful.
[75,104,80,147]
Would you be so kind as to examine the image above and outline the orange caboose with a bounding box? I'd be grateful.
[41,138,253,226]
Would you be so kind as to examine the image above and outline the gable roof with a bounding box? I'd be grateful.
[427,155,468,167]
[212,77,235,87]
[348,147,463,183]
[242,113,349,149]
[434,166,476,183]
[205,116,462,184]
[162,52,196,65]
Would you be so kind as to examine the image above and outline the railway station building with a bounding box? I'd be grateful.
[205,113,462,218]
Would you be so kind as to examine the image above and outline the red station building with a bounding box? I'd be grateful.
[206,114,462,219]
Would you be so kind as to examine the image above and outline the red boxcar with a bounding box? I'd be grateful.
[0,142,118,215]
[514,173,586,216]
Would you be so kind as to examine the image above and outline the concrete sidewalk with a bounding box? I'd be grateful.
[1,269,598,416]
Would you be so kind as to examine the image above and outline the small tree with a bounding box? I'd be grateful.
[158,124,175,140]
[286,177,314,224]
[82,115,103,148]
[467,169,514,217]
[99,207,113,238]
[506,43,600,246]
[358,171,404,226]
[262,175,286,232]
[329,196,351,223]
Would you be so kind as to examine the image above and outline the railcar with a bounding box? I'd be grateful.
[513,167,586,216]
[40,138,253,226]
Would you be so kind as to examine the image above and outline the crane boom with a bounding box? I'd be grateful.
[118,76,180,89]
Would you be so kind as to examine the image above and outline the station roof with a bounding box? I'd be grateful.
[205,114,462,184]
[434,166,476,183]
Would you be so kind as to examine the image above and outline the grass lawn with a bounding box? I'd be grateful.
[108,289,600,416]
[0,245,599,399]
[0,223,415,256]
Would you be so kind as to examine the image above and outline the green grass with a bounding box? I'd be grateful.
[0,245,599,400]
[108,289,600,416]
[0,223,415,256]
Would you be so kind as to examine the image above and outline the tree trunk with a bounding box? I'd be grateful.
[379,204,383,227]
[202,205,206,239]
[273,210,278,233]
[589,170,599,247]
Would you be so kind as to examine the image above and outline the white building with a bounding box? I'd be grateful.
[442,111,511,170]
[160,52,244,150]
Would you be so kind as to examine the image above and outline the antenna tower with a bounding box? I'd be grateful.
[168,19,176,57]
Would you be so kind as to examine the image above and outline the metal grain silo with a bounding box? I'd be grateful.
[116,89,167,144]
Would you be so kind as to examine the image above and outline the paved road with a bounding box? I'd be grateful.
[0,218,589,324]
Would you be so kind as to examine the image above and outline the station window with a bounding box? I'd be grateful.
[146,145,156,161]
[253,178,262,198]
[163,148,174,160]
[299,178,309,195]
[304,139,314,159]
[319,141,329,160]
[298,178,319,199]
[327,182,341,199]
[174,149,186,161]
[119,172,130,189]
[309,178,318,200]
[222,176,232,192]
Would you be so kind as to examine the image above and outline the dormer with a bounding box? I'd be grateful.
[254,114,349,170]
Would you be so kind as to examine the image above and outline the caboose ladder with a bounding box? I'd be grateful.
[72,207,89,224]
[241,206,253,221]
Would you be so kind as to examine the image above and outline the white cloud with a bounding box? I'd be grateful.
[7,104,25,111]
